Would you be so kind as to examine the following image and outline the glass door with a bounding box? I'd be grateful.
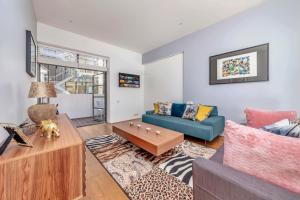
[93,72,106,122]
[38,64,107,122]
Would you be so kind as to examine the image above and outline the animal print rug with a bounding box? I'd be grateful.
[86,134,216,200]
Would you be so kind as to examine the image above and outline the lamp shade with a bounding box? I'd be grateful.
[28,82,57,98]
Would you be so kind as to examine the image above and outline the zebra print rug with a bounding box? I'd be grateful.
[85,134,120,150]
[159,153,194,187]
[86,134,216,200]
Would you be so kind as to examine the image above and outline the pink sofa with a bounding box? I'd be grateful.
[193,108,300,200]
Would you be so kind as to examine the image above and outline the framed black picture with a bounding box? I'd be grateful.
[119,73,140,88]
[209,43,269,85]
[26,30,36,77]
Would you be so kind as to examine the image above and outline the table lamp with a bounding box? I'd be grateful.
[27,82,58,124]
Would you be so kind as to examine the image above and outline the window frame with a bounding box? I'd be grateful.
[37,42,109,72]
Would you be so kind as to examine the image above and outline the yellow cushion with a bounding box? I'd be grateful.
[195,105,213,121]
[154,103,159,114]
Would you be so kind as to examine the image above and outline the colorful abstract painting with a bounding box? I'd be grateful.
[216,52,257,80]
[222,56,250,77]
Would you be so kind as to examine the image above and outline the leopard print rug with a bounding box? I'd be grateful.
[86,134,216,200]
[125,167,193,200]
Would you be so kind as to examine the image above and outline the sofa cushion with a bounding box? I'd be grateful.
[195,105,213,121]
[285,125,300,138]
[182,104,198,120]
[153,102,159,114]
[171,103,186,118]
[224,120,300,194]
[262,119,294,135]
[158,102,172,115]
[206,105,218,117]
[245,108,297,128]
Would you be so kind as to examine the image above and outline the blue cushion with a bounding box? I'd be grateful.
[171,103,186,117]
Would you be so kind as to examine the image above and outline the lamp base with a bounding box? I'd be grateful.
[28,104,57,125]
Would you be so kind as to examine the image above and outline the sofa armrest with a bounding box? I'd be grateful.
[145,110,154,115]
[201,116,225,135]
[193,157,300,200]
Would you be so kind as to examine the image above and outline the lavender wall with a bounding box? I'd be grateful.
[142,0,300,122]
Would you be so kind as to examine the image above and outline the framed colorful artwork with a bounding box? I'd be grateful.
[209,43,269,85]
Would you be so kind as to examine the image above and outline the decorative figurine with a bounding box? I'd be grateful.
[40,120,60,139]
[146,127,151,133]
[136,124,141,129]
[155,130,161,135]
[129,122,134,127]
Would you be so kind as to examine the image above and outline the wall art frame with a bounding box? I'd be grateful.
[26,30,37,77]
[209,43,269,85]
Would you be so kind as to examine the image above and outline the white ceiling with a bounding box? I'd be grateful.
[32,0,266,53]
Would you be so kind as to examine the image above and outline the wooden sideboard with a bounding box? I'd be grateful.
[0,114,85,200]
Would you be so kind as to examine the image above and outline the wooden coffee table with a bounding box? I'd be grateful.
[112,121,184,156]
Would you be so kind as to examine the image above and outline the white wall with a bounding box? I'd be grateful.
[51,94,105,119]
[0,0,37,123]
[37,23,144,123]
[51,94,93,119]
[144,53,183,111]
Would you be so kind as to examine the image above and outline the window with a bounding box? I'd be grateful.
[38,44,108,71]
[38,44,107,95]
[79,54,107,67]
[65,82,76,94]
[38,44,77,62]
[39,64,104,95]
[39,64,49,82]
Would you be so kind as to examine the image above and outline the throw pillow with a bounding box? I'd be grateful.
[206,105,218,117]
[158,102,172,115]
[195,105,213,121]
[287,124,300,138]
[262,119,300,138]
[224,120,300,194]
[153,102,159,114]
[171,103,186,118]
[182,104,198,120]
[244,108,297,128]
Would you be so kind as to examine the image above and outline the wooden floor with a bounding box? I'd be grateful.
[78,119,224,200]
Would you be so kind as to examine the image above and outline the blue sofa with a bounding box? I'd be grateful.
[142,105,225,141]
